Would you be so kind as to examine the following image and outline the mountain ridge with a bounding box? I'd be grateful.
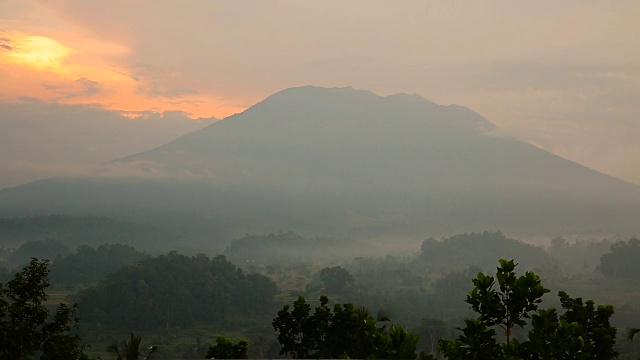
[1,85,639,243]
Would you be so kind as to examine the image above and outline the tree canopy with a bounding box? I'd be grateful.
[319,266,355,294]
[206,336,248,359]
[75,252,278,330]
[272,295,432,359]
[49,243,147,288]
[420,232,552,272]
[438,259,618,360]
[0,258,85,360]
[599,238,640,280]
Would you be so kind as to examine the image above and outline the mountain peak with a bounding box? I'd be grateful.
[238,85,494,133]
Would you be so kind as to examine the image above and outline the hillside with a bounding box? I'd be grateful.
[0,215,180,252]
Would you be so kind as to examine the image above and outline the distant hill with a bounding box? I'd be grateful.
[1,86,639,244]
[0,215,179,252]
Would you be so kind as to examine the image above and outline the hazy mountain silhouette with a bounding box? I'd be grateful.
[1,86,639,244]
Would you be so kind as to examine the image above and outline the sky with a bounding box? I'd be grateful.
[1,0,640,185]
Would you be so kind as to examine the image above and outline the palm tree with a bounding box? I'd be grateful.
[107,332,157,360]
[628,328,640,360]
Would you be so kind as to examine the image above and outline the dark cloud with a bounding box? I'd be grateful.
[75,78,102,97]
[42,83,62,90]
[0,34,13,50]
[42,78,104,98]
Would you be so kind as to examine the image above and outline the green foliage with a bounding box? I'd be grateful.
[558,291,618,360]
[319,266,355,294]
[599,238,640,280]
[438,318,501,359]
[75,252,278,330]
[0,258,85,360]
[272,295,429,359]
[224,231,354,265]
[518,308,586,360]
[49,243,147,288]
[439,259,618,360]
[107,332,157,360]
[465,259,549,338]
[9,238,71,268]
[206,336,248,359]
[420,232,552,272]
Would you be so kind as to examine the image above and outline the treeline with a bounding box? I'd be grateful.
[0,240,148,287]
[224,231,364,265]
[0,215,179,251]
[74,252,278,330]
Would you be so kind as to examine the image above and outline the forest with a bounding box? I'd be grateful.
[1,231,640,359]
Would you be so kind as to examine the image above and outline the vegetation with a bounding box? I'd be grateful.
[224,231,361,265]
[74,252,278,331]
[2,230,640,358]
[439,259,617,360]
[319,266,355,294]
[107,332,157,360]
[206,336,248,359]
[599,238,640,280]
[49,243,148,289]
[7,238,71,268]
[0,258,85,360]
[272,295,432,359]
[420,232,552,272]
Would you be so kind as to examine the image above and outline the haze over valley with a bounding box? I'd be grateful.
[2,86,639,249]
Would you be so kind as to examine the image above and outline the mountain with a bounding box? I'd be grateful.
[1,86,639,245]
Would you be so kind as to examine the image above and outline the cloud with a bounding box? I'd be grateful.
[128,62,200,99]
[42,77,103,99]
[0,99,215,188]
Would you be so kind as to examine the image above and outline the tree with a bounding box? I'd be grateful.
[9,239,71,268]
[599,238,640,280]
[558,291,618,359]
[206,336,248,359]
[319,266,355,294]
[272,295,433,359]
[438,259,618,360]
[75,252,277,331]
[0,258,85,360]
[107,332,157,360]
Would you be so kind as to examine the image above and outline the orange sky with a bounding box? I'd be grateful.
[0,30,242,119]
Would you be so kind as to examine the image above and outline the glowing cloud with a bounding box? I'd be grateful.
[0,30,240,119]
[5,35,73,70]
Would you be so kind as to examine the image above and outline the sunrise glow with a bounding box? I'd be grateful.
[0,31,240,119]
[6,35,73,70]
